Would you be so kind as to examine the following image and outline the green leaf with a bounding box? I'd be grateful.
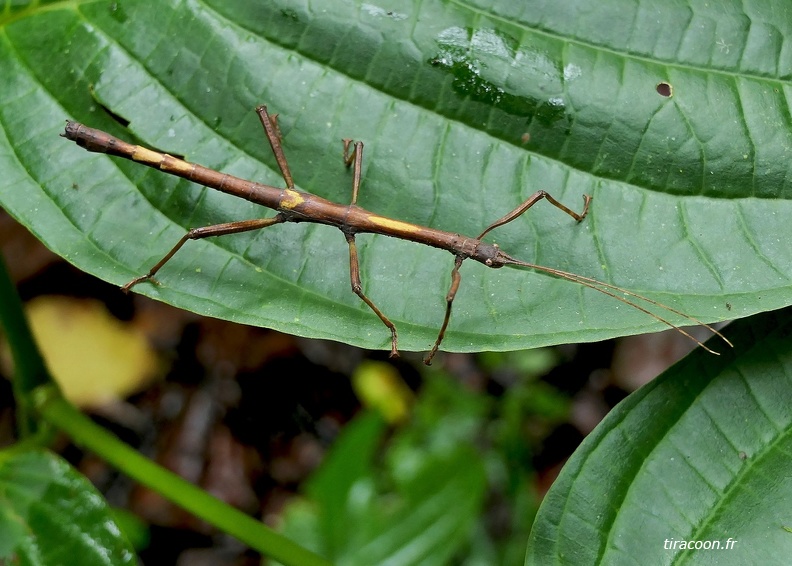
[1,0,790,354]
[526,307,792,566]
[305,411,389,558]
[278,410,488,565]
[0,448,136,565]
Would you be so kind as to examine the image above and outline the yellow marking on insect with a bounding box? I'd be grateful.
[131,146,164,165]
[368,215,420,234]
[132,147,193,175]
[280,189,305,209]
[160,156,194,175]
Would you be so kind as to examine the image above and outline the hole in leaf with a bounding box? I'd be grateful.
[656,82,673,97]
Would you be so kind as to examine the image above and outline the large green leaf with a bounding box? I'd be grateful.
[1,0,790,354]
[526,307,792,566]
[0,448,136,565]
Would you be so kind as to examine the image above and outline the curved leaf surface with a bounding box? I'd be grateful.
[526,307,792,565]
[1,0,791,353]
[0,448,135,565]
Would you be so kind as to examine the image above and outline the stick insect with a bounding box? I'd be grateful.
[62,105,732,364]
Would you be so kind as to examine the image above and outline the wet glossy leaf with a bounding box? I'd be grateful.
[526,308,792,566]
[1,0,790,354]
[0,449,136,565]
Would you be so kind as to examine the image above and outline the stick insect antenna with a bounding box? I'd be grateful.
[499,254,733,353]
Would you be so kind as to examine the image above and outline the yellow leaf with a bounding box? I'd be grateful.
[2,296,161,407]
[351,361,413,423]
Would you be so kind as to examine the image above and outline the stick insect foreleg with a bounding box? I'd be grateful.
[477,190,591,240]
[424,191,592,365]
[424,255,463,365]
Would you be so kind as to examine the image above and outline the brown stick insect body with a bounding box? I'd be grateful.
[62,106,731,364]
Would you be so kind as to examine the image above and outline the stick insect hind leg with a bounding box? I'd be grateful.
[121,106,297,293]
[423,191,592,365]
[342,138,399,357]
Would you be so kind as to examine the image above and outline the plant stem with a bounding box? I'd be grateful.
[36,388,333,566]
[0,254,52,436]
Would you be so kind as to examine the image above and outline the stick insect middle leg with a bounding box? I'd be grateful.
[423,191,592,365]
[342,139,399,356]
